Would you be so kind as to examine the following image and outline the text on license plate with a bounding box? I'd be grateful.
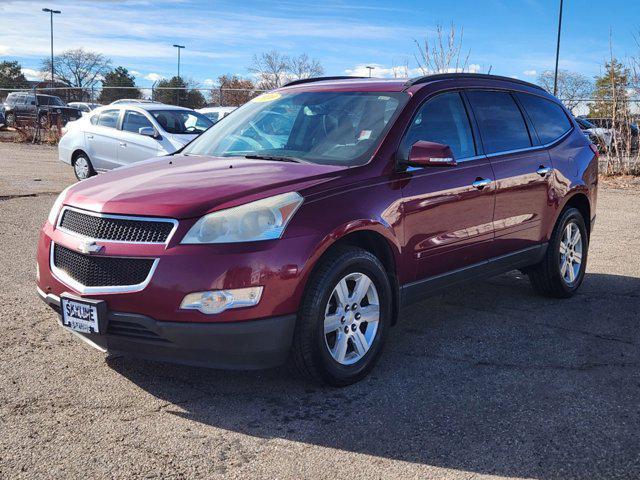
[61,299,100,334]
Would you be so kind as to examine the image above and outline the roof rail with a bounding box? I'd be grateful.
[282,76,366,87]
[404,73,545,92]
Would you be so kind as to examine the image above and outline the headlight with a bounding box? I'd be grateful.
[181,192,303,244]
[180,287,263,314]
[47,185,72,226]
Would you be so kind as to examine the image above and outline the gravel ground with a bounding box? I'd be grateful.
[1,143,639,480]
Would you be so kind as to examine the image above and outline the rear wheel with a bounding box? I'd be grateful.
[528,207,588,298]
[73,152,95,181]
[289,246,392,386]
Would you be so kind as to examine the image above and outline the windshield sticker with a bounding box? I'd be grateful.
[358,130,372,141]
[251,92,282,103]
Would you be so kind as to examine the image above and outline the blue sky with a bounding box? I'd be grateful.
[1,0,639,87]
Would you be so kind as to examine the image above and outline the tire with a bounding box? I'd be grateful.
[5,112,16,127]
[528,207,588,298]
[288,246,392,386]
[73,152,95,181]
[38,114,50,128]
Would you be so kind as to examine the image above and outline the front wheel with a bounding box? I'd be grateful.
[289,246,392,386]
[528,207,588,298]
[5,112,16,127]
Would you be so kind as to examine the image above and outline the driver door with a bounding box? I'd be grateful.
[399,91,496,285]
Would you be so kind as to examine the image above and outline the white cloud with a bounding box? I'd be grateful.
[0,45,9,55]
[345,63,482,78]
[21,68,42,81]
[202,78,215,86]
[144,73,163,82]
[130,70,141,76]
[523,69,537,77]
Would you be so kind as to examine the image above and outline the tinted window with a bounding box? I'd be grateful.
[37,95,50,105]
[400,92,475,160]
[150,110,213,134]
[122,110,153,133]
[97,109,120,128]
[516,93,572,144]
[467,90,531,154]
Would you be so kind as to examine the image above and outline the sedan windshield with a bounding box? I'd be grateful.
[182,91,407,166]
[150,110,213,134]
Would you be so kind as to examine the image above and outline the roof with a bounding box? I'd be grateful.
[278,73,545,93]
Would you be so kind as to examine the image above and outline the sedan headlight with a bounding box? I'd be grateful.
[181,192,303,244]
[47,185,72,226]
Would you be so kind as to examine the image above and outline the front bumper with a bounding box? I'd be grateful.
[39,288,297,370]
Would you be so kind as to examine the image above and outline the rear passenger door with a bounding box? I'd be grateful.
[84,109,121,171]
[465,90,554,256]
[117,110,160,165]
[399,91,496,283]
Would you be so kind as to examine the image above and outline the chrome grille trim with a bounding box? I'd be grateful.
[50,242,159,295]
[56,206,178,245]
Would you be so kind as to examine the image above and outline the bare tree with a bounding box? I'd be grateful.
[249,51,325,89]
[210,74,258,106]
[288,53,324,80]
[414,23,470,74]
[537,69,593,112]
[249,51,290,90]
[41,48,111,100]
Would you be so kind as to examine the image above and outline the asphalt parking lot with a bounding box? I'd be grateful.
[1,142,639,479]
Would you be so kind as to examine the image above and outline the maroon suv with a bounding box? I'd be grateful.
[37,74,598,386]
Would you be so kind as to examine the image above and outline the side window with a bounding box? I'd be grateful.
[516,93,572,144]
[36,96,49,105]
[400,92,475,160]
[122,110,153,134]
[96,109,120,129]
[466,90,531,154]
[16,94,28,106]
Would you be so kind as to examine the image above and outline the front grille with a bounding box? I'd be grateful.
[52,244,154,287]
[59,208,175,243]
[107,319,170,343]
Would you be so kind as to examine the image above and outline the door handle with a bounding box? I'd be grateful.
[472,178,492,190]
[86,134,94,139]
[536,165,552,176]
[119,142,127,147]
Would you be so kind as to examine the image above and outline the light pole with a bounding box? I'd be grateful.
[42,8,61,89]
[553,0,564,96]
[172,44,185,105]
[365,66,374,78]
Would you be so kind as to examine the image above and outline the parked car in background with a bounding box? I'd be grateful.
[58,104,213,179]
[197,106,237,124]
[575,117,612,151]
[39,74,598,386]
[3,92,82,127]
[588,117,639,151]
[0,105,5,128]
[68,102,102,116]
[110,99,161,105]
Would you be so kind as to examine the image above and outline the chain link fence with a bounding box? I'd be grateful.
[1,86,639,174]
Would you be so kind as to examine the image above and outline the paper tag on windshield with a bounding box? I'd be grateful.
[358,130,372,141]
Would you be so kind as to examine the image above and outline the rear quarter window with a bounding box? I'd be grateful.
[516,93,572,144]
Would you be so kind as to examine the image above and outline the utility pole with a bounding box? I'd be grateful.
[365,66,374,78]
[173,44,185,105]
[553,0,564,96]
[42,8,61,89]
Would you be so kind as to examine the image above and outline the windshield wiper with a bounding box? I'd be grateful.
[244,154,306,164]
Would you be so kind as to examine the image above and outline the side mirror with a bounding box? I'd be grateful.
[139,126,157,138]
[31,101,36,105]
[407,140,457,168]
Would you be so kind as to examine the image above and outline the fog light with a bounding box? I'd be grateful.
[180,287,263,314]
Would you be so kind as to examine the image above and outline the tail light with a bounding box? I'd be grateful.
[589,143,599,158]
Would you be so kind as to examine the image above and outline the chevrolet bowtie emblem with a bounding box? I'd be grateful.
[77,240,104,255]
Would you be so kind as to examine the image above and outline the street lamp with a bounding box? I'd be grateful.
[553,0,564,96]
[172,44,185,105]
[365,66,375,78]
[42,8,61,89]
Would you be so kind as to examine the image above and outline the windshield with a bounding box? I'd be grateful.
[183,91,407,166]
[150,110,213,134]
[576,117,595,129]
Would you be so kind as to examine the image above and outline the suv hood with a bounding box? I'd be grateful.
[65,155,346,219]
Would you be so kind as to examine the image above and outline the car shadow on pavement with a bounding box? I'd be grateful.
[107,271,640,479]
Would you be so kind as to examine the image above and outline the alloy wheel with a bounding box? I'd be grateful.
[559,222,583,285]
[74,157,90,180]
[323,272,380,365]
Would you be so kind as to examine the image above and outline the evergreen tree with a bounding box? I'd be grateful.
[98,67,142,104]
[0,61,30,90]
[589,59,630,118]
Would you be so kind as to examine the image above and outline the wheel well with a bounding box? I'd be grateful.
[71,149,87,165]
[324,230,401,325]
[564,193,591,233]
